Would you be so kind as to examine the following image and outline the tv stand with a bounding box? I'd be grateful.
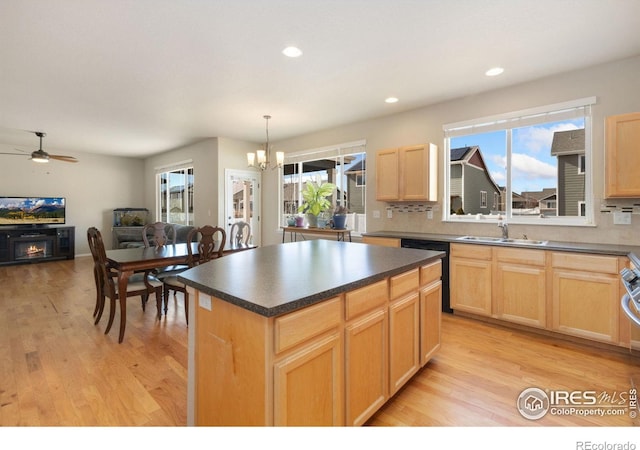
[0,226,75,266]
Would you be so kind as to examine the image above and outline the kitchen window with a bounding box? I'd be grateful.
[281,140,366,234]
[156,162,194,225]
[444,97,595,225]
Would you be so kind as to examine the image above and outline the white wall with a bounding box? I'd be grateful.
[261,55,640,247]
[143,136,260,231]
[0,149,145,255]
[4,55,639,256]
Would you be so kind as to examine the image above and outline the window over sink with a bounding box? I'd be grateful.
[443,97,595,226]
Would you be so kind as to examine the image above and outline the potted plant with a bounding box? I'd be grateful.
[297,181,336,228]
[332,204,349,229]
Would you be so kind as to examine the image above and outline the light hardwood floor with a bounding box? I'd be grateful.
[1,256,639,426]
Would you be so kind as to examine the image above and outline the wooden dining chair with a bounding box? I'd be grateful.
[162,225,227,325]
[87,227,164,340]
[229,221,251,246]
[142,222,176,247]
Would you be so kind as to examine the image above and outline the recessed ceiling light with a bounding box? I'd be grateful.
[385,97,399,104]
[282,46,302,58]
[485,67,504,77]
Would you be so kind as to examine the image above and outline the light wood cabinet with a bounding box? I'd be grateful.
[388,269,420,395]
[450,243,493,316]
[274,331,343,425]
[605,112,640,198]
[420,279,442,365]
[494,247,547,328]
[361,236,401,247]
[551,252,620,344]
[345,308,388,426]
[375,143,438,202]
[193,261,442,426]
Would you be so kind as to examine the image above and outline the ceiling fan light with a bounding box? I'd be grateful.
[32,156,49,163]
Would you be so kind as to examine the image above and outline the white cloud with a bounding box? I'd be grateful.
[512,153,556,180]
[515,122,580,154]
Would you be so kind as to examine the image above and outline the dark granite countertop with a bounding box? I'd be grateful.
[178,239,444,318]
[363,231,640,256]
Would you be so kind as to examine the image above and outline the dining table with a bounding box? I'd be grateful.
[105,241,254,342]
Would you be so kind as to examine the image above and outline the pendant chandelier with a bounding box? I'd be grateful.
[247,115,284,170]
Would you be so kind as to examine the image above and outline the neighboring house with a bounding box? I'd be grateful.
[519,188,558,216]
[450,146,501,215]
[550,128,586,216]
[344,158,365,214]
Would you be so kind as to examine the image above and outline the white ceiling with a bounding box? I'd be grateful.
[1,0,640,159]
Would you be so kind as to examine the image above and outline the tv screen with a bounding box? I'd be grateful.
[0,197,66,226]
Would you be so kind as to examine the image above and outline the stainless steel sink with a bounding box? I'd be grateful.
[457,236,548,246]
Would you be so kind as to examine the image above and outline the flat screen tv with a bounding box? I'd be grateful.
[0,197,66,226]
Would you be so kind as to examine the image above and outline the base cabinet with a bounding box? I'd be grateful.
[274,332,343,426]
[450,244,492,316]
[551,252,620,344]
[494,247,547,328]
[345,308,388,426]
[192,260,443,426]
[420,280,442,365]
[451,243,626,348]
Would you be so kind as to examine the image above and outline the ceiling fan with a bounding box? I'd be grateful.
[0,131,78,163]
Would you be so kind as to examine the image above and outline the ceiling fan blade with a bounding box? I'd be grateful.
[49,155,79,163]
[0,152,27,156]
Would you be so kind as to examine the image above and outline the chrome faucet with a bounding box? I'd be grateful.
[498,221,508,239]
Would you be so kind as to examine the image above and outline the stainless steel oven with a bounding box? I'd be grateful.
[621,252,640,331]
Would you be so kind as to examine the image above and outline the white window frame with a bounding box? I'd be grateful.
[443,97,596,226]
[280,140,367,234]
[480,191,488,209]
[155,159,194,225]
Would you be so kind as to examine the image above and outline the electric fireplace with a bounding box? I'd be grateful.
[10,235,55,261]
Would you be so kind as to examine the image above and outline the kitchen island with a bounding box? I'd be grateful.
[178,239,444,426]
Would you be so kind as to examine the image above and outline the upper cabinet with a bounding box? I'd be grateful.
[605,112,640,198]
[376,144,438,202]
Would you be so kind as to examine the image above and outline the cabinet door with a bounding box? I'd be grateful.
[420,281,442,366]
[450,256,492,316]
[345,308,388,426]
[389,292,420,395]
[273,332,344,426]
[552,269,619,343]
[605,112,640,198]
[495,262,546,328]
[0,231,9,262]
[56,226,75,258]
[400,144,437,201]
[376,148,399,201]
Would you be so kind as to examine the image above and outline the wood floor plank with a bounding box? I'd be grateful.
[1,256,639,427]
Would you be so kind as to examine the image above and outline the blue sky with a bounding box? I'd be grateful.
[450,118,584,194]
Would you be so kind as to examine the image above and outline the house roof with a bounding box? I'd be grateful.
[550,129,585,156]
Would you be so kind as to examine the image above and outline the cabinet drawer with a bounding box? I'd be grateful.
[420,260,441,286]
[495,247,545,266]
[451,243,492,260]
[345,279,388,321]
[275,297,342,354]
[390,268,419,300]
[551,252,619,274]
[362,236,401,247]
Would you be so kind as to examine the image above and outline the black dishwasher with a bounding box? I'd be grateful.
[401,239,451,313]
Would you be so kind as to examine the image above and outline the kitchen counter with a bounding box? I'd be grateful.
[181,239,445,426]
[178,239,444,317]
[363,230,640,256]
